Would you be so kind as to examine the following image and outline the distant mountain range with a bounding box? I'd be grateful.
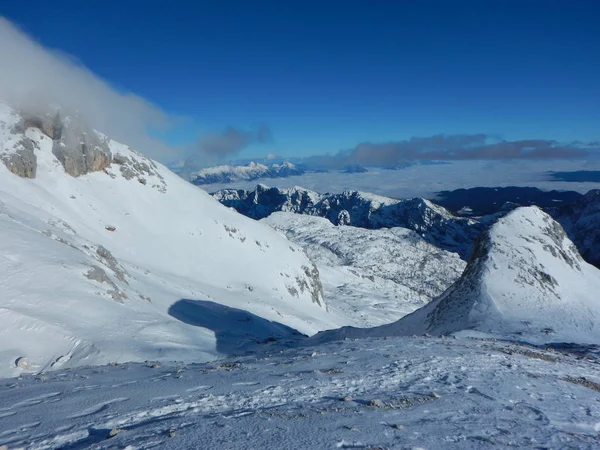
[213,184,485,259]
[189,161,305,185]
[434,186,583,216]
[212,184,600,269]
[177,160,441,185]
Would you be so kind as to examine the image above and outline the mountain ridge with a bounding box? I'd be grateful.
[313,206,600,345]
[188,161,305,185]
[214,184,484,259]
[0,102,333,378]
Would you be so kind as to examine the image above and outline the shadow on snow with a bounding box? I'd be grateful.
[168,299,306,356]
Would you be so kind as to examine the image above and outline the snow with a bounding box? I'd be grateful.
[0,103,335,378]
[263,212,465,328]
[189,161,303,185]
[0,336,598,449]
[194,161,270,176]
[213,184,482,259]
[2,101,600,448]
[314,207,600,346]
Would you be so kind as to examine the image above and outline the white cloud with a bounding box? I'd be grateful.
[0,17,175,161]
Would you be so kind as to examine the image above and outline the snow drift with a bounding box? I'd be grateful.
[314,206,600,345]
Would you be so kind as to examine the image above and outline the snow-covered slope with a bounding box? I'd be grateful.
[315,207,600,345]
[0,102,331,378]
[189,161,304,185]
[263,212,466,327]
[213,184,483,259]
[1,336,599,449]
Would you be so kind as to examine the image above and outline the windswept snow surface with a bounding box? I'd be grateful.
[0,336,598,449]
[263,212,466,327]
[0,103,336,378]
[315,207,600,346]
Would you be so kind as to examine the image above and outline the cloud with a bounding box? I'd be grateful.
[0,17,174,161]
[341,135,596,166]
[195,124,272,159]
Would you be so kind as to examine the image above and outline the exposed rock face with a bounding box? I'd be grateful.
[1,138,36,178]
[52,115,111,177]
[111,150,167,192]
[1,105,113,179]
[21,113,62,140]
[301,264,325,308]
[85,266,127,303]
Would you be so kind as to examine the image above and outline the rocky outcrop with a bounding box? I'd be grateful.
[52,115,111,177]
[21,113,62,140]
[1,106,113,179]
[1,138,36,178]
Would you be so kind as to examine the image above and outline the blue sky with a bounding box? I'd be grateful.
[2,1,599,161]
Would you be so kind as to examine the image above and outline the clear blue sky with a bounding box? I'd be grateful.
[3,1,599,158]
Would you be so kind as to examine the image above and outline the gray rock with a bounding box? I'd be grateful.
[18,112,62,139]
[368,399,384,408]
[111,151,167,192]
[96,245,129,284]
[52,115,111,177]
[1,138,37,178]
[85,265,127,303]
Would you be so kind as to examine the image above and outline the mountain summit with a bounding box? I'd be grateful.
[315,206,600,345]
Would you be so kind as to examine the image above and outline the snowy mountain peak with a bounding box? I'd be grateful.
[0,102,329,378]
[315,206,600,345]
[414,206,600,341]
